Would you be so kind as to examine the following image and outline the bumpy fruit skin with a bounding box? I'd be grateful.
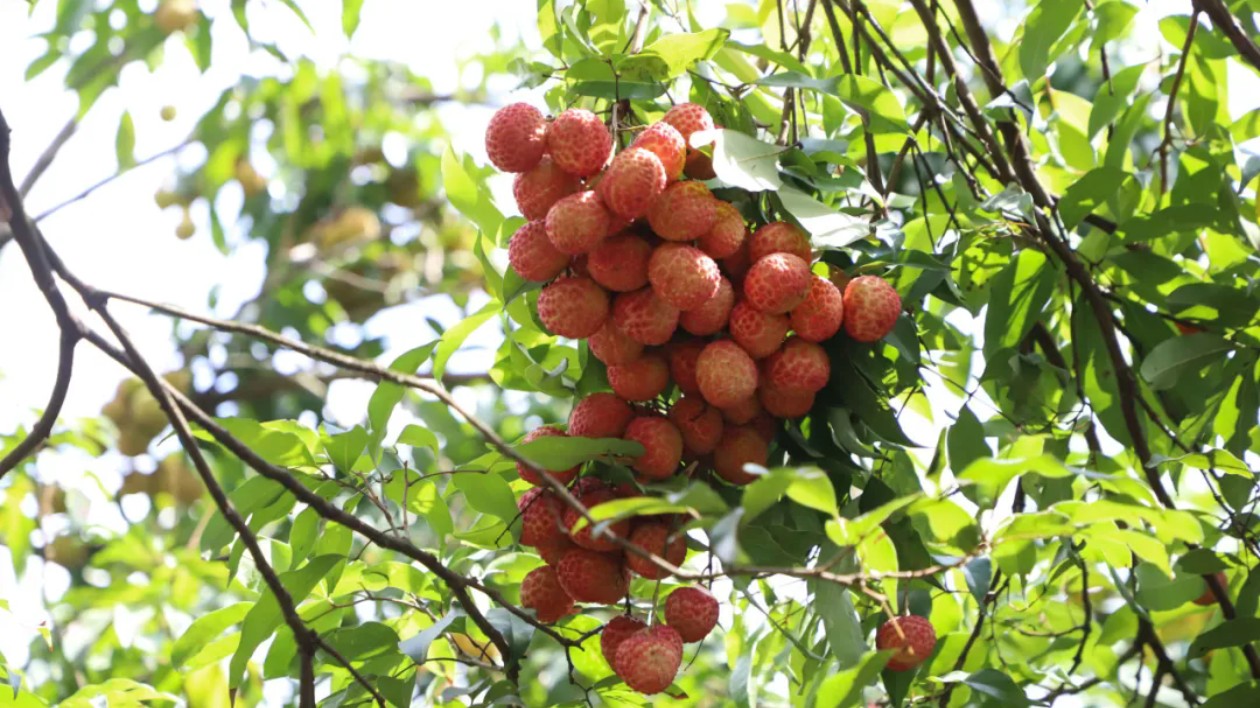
[615,625,684,695]
[722,239,753,283]
[546,191,611,255]
[843,275,902,343]
[668,396,724,455]
[876,615,937,671]
[665,586,719,642]
[517,426,580,486]
[680,277,734,336]
[749,221,811,262]
[608,353,670,402]
[764,337,830,393]
[744,253,812,314]
[700,201,746,259]
[485,103,547,173]
[713,425,768,485]
[719,395,761,425]
[538,276,609,339]
[508,220,570,282]
[648,243,721,310]
[587,233,652,292]
[759,383,815,419]
[565,488,630,551]
[648,181,718,242]
[696,340,758,408]
[613,288,680,346]
[569,393,634,439]
[791,275,844,342]
[1194,572,1229,606]
[625,520,687,578]
[601,615,648,668]
[589,321,644,365]
[623,416,684,480]
[668,340,706,396]
[547,108,613,177]
[750,412,777,443]
[514,157,580,220]
[661,103,715,143]
[519,488,568,547]
[538,537,577,566]
[630,122,686,180]
[520,566,576,623]
[684,148,717,180]
[599,147,667,219]
[556,548,630,604]
[728,301,789,359]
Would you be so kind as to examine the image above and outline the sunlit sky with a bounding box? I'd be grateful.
[1,0,1257,699]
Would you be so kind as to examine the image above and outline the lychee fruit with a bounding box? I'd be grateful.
[712,425,768,485]
[547,108,613,177]
[719,395,761,425]
[607,352,669,401]
[508,219,570,283]
[722,239,753,283]
[842,275,901,343]
[587,233,652,292]
[614,625,683,695]
[569,392,634,439]
[647,181,717,242]
[516,426,579,486]
[668,396,724,455]
[519,487,568,547]
[613,288,680,346]
[648,243,721,310]
[876,615,937,671]
[556,547,630,604]
[684,147,717,180]
[661,103,715,143]
[520,565,576,623]
[750,412,777,442]
[699,201,746,259]
[622,416,684,481]
[728,301,789,359]
[601,615,648,668]
[599,147,667,219]
[695,340,758,408]
[625,520,687,578]
[763,337,830,393]
[546,191,611,255]
[537,276,609,338]
[664,586,719,642]
[589,321,644,366]
[564,487,631,551]
[758,383,815,419]
[679,276,734,336]
[513,157,580,220]
[630,122,686,180]
[537,536,577,566]
[668,340,706,396]
[748,221,811,262]
[744,253,812,314]
[790,275,844,342]
[485,103,547,173]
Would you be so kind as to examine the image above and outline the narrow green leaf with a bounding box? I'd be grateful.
[171,602,252,667]
[115,111,135,169]
[1140,333,1234,390]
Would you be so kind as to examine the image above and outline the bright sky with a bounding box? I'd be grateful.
[1,0,1257,699]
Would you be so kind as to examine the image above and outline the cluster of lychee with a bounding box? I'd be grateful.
[484,101,903,693]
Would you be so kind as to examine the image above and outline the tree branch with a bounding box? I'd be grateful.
[1197,0,1260,72]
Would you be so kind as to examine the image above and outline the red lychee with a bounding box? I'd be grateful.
[587,232,652,292]
[661,103,715,143]
[556,547,630,605]
[664,586,719,642]
[719,394,761,425]
[758,383,815,419]
[748,221,811,262]
[520,565,576,623]
[564,488,630,552]
[547,108,613,177]
[630,122,686,180]
[546,191,611,255]
[647,181,717,242]
[648,243,721,310]
[607,352,670,402]
[743,253,812,314]
[876,615,937,671]
[622,416,684,481]
[625,520,687,578]
[695,340,758,408]
[516,426,579,486]
[668,339,706,397]
[569,393,634,439]
[614,625,684,695]
[728,301,789,359]
[537,276,609,338]
[537,536,577,566]
[679,276,734,336]
[519,487,568,547]
[668,396,724,456]
[508,219,570,283]
[790,275,844,342]
[485,103,547,173]
[699,201,747,259]
[601,615,648,668]
[589,320,645,366]
[599,147,667,219]
[612,288,680,346]
[513,157,580,220]
[763,336,830,393]
[712,425,768,485]
[842,275,901,343]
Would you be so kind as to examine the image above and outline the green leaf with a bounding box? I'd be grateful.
[762,73,908,133]
[1188,618,1260,659]
[630,28,728,80]
[813,551,866,669]
[326,622,400,661]
[452,473,518,526]
[693,128,782,192]
[1204,683,1260,708]
[114,111,135,169]
[947,406,989,473]
[1019,0,1085,80]
[367,342,438,446]
[433,303,498,382]
[341,0,365,36]
[441,148,503,237]
[964,669,1029,707]
[516,435,643,471]
[211,419,317,468]
[983,249,1055,358]
[958,454,1071,508]
[399,612,460,663]
[963,557,993,605]
[171,602,252,668]
[777,187,868,248]
[814,650,891,706]
[1140,333,1234,391]
[324,425,368,474]
[1058,167,1130,228]
[1135,562,1206,611]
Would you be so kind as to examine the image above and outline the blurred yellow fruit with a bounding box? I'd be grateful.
[235,160,267,198]
[102,372,191,457]
[176,208,195,240]
[155,0,199,34]
[160,105,177,121]
[154,189,179,209]
[449,633,501,662]
[314,206,382,251]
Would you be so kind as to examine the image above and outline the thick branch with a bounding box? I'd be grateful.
[1197,0,1260,72]
[0,329,77,479]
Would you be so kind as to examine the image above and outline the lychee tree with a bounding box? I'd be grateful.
[1,0,1259,706]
